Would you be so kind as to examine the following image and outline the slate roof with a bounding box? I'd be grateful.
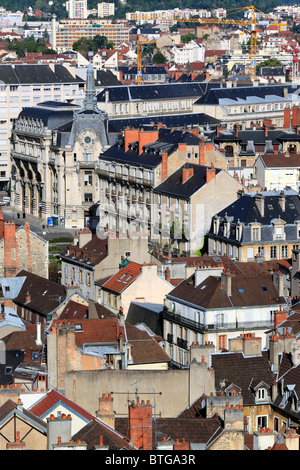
[95,69,123,87]
[126,302,164,338]
[214,128,288,146]
[211,350,274,406]
[194,84,297,106]
[72,417,137,450]
[0,350,25,386]
[97,82,217,103]
[153,163,222,199]
[209,190,300,245]
[0,64,84,84]
[19,102,78,130]
[28,389,94,422]
[167,273,285,310]
[102,127,211,169]
[14,270,66,317]
[108,113,219,133]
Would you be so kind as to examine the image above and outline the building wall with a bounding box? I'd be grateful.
[63,357,215,418]
[0,221,48,278]
[0,411,47,450]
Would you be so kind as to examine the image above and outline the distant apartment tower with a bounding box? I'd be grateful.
[97,2,115,18]
[56,19,130,51]
[66,0,87,19]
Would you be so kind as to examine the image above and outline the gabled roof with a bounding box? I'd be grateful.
[2,323,45,363]
[0,64,84,85]
[100,261,142,294]
[14,271,66,316]
[28,389,94,422]
[72,417,137,450]
[0,399,47,432]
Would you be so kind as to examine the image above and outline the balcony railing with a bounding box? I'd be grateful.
[163,310,273,333]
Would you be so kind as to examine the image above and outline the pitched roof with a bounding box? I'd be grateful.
[100,261,142,294]
[50,318,125,348]
[2,323,45,363]
[125,322,170,365]
[259,153,300,168]
[14,271,66,316]
[0,399,47,432]
[115,414,224,448]
[61,234,108,267]
[167,272,285,309]
[0,64,84,84]
[154,163,222,198]
[72,417,137,450]
[211,350,274,405]
[28,389,94,422]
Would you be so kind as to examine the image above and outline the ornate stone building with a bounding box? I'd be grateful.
[10,64,109,229]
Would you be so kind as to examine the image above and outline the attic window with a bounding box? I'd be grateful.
[268,204,273,210]
[75,324,82,331]
[237,287,245,294]
[290,203,295,209]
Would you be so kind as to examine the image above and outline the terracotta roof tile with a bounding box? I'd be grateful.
[29,389,94,421]
[101,261,142,293]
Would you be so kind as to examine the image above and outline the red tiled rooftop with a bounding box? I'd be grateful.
[101,261,142,293]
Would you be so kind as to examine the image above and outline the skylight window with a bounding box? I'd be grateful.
[118,274,127,281]
[261,286,268,292]
[237,287,245,294]
[124,275,133,283]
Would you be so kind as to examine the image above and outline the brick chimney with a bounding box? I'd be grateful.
[206,163,215,183]
[96,393,115,429]
[6,431,26,450]
[124,128,139,152]
[274,305,288,328]
[182,165,194,183]
[173,438,190,450]
[138,129,159,155]
[4,221,19,277]
[165,267,171,283]
[0,207,3,240]
[129,400,152,450]
[161,151,168,182]
[199,141,205,165]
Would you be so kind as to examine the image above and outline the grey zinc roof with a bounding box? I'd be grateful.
[97,82,217,103]
[0,64,84,84]
[108,112,219,133]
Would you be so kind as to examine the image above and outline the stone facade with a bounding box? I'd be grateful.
[0,211,48,278]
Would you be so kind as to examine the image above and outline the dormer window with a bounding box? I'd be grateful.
[257,387,267,400]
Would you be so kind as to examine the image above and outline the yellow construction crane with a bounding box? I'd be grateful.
[135,5,283,83]
[137,38,156,85]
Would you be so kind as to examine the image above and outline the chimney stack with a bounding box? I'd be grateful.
[181,165,194,183]
[206,163,215,183]
[255,193,264,217]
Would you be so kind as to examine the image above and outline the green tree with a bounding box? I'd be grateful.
[151,51,167,64]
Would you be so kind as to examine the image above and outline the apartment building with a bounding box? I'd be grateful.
[97,2,115,18]
[97,125,225,242]
[0,64,84,192]
[193,84,300,128]
[207,189,300,263]
[10,64,108,229]
[55,19,131,52]
[66,0,87,18]
[96,82,216,119]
